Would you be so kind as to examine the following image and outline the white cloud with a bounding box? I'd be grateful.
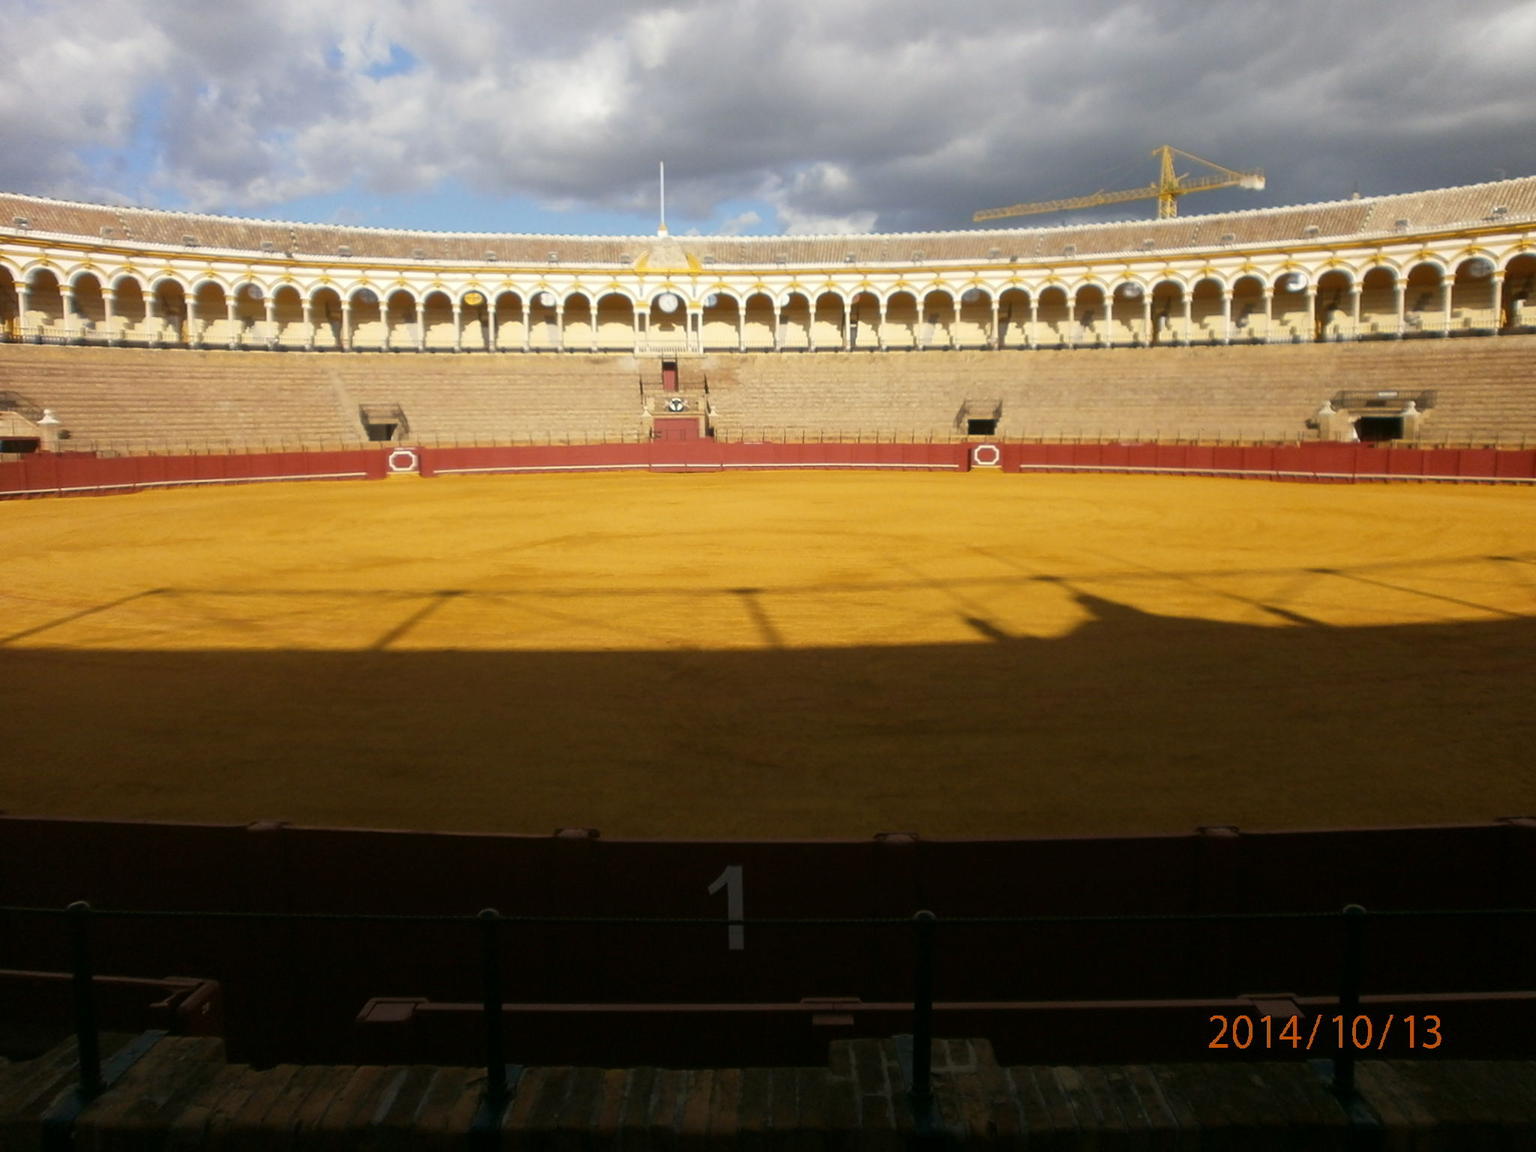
[2,0,1534,232]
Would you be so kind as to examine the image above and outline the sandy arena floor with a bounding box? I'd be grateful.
[2,470,1533,838]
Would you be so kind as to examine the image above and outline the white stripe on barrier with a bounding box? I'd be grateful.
[1,471,370,497]
[435,461,962,475]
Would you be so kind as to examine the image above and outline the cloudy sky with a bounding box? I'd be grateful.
[3,0,1534,236]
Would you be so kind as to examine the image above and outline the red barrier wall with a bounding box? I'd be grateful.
[0,450,387,498]
[1008,442,1536,483]
[6,441,1529,498]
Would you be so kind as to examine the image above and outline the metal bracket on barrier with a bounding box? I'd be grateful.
[40,1029,167,1151]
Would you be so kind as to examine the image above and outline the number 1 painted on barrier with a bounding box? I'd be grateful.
[707,865,745,951]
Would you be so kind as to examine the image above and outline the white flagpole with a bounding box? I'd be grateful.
[658,161,667,235]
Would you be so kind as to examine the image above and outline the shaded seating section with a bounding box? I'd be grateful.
[704,338,1536,445]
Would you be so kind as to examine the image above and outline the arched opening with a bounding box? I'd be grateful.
[111,277,147,344]
[776,292,811,351]
[350,288,384,350]
[742,292,775,350]
[271,285,305,348]
[848,292,880,350]
[1035,285,1069,347]
[231,283,267,347]
[1403,262,1445,337]
[883,292,918,350]
[956,287,991,348]
[526,290,559,350]
[71,273,107,341]
[812,292,844,350]
[1190,278,1225,344]
[154,280,188,346]
[920,290,955,349]
[1502,253,1536,330]
[422,291,455,350]
[1450,256,1498,334]
[310,287,343,350]
[996,288,1030,349]
[1358,266,1398,337]
[0,266,17,340]
[1270,271,1310,342]
[1107,282,1144,346]
[1315,270,1354,341]
[699,292,736,350]
[26,269,66,339]
[561,293,594,351]
[190,281,228,347]
[1148,281,1183,347]
[1229,276,1265,342]
[595,293,634,350]
[385,290,418,350]
[1073,284,1108,347]
[645,291,686,352]
[493,291,525,350]
[460,291,491,350]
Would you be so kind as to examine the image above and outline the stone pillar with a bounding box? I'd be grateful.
[1262,289,1274,344]
[340,299,352,351]
[1141,295,1152,346]
[1027,298,1038,349]
[303,297,315,351]
[226,295,239,350]
[263,296,276,349]
[1349,286,1361,341]
[1491,273,1504,335]
[1441,281,1452,337]
[1181,295,1193,345]
[1306,288,1318,343]
[147,292,162,348]
[59,284,76,340]
[736,305,745,353]
[525,303,535,353]
[1394,283,1406,338]
[844,298,854,351]
[553,305,565,351]
[15,283,30,338]
[1222,286,1233,345]
[103,288,117,345]
[452,303,463,352]
[990,299,1000,349]
[488,299,498,351]
[1064,297,1076,349]
[876,301,886,352]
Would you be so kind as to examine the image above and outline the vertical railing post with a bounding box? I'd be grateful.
[66,901,103,1102]
[478,908,509,1114]
[910,910,937,1130]
[1334,904,1366,1100]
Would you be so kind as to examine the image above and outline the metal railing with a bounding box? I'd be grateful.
[7,899,1532,1133]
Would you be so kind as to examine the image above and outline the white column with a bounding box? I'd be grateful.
[876,301,886,351]
[1441,281,1452,336]
[103,288,117,345]
[736,305,745,352]
[452,304,463,352]
[147,293,162,347]
[62,285,78,340]
[226,295,239,350]
[1394,283,1406,339]
[990,299,1000,349]
[1306,288,1318,343]
[263,296,276,349]
[525,303,535,353]
[1491,273,1504,336]
[488,299,499,351]
[844,297,854,351]
[303,298,315,351]
[1349,286,1361,341]
[16,284,30,339]
[1181,295,1193,345]
[554,305,565,351]
[1262,289,1274,344]
[1141,296,1152,346]
[1222,286,1233,345]
[1027,298,1038,349]
[340,300,352,351]
[1064,297,1076,349]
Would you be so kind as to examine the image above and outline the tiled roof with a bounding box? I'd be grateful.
[2,175,1533,268]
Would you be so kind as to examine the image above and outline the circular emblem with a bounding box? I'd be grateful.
[656,292,681,314]
[971,443,1002,468]
[666,396,687,413]
[387,448,419,473]
[464,291,485,307]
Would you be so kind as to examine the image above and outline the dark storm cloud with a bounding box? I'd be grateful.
[2,0,1533,232]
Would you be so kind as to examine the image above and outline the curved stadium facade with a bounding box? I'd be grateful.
[0,176,1533,452]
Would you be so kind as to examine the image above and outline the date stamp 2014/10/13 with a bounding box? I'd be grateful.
[1209,1013,1443,1052]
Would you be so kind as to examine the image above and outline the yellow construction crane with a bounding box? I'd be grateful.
[974,146,1265,223]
